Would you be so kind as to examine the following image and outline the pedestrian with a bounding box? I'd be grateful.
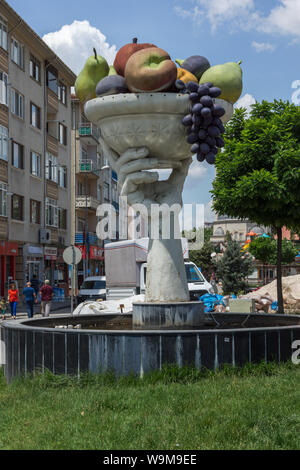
[8,283,19,320]
[39,280,54,317]
[22,282,37,319]
[30,274,41,301]
[0,297,7,320]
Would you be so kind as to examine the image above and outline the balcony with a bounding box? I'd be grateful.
[47,89,59,114]
[77,159,99,179]
[47,134,58,155]
[78,123,100,145]
[76,196,99,212]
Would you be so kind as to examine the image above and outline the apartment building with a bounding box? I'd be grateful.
[0,1,76,296]
[71,95,120,287]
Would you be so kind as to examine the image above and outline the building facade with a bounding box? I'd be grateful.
[210,215,266,246]
[0,1,76,296]
[71,95,120,288]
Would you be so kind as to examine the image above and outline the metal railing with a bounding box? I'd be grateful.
[79,122,100,141]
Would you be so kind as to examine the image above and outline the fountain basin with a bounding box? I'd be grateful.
[1,313,300,383]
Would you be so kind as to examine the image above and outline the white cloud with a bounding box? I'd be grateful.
[251,41,276,52]
[43,20,117,75]
[234,93,256,115]
[204,200,216,222]
[174,0,257,31]
[260,0,300,38]
[174,0,300,40]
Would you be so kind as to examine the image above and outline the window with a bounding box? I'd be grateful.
[30,102,41,129]
[30,200,40,224]
[58,123,67,145]
[46,65,58,94]
[78,181,85,196]
[30,55,41,82]
[0,181,7,216]
[103,182,110,201]
[81,280,106,290]
[0,16,8,51]
[58,82,66,104]
[11,38,24,68]
[112,182,118,203]
[185,264,205,283]
[46,198,58,227]
[11,89,24,119]
[58,165,67,188]
[12,142,24,169]
[0,125,8,161]
[11,194,23,221]
[30,152,41,177]
[0,71,8,105]
[58,208,67,230]
[46,153,58,182]
[81,146,88,161]
[97,183,101,202]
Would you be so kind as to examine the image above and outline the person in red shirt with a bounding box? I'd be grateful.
[39,280,54,317]
[8,283,19,319]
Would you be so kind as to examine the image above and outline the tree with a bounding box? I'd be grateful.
[211,101,300,312]
[249,237,298,284]
[214,235,255,295]
[188,227,215,278]
[248,237,276,284]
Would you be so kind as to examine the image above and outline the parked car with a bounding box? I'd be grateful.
[77,276,106,304]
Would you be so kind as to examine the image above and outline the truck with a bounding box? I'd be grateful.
[104,238,214,301]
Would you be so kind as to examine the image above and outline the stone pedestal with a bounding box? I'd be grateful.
[133,302,205,329]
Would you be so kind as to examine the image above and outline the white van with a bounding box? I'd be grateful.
[139,261,214,301]
[184,262,215,301]
[77,276,106,304]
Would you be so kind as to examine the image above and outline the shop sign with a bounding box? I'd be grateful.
[0,241,18,256]
[28,245,44,256]
[44,247,57,261]
[90,246,104,260]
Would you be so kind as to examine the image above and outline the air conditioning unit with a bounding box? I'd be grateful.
[39,229,51,244]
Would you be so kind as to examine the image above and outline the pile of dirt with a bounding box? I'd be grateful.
[244,275,300,313]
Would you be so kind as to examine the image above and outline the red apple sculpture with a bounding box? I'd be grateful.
[114,38,157,77]
[125,47,178,93]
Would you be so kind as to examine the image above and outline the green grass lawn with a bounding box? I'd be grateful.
[0,363,299,450]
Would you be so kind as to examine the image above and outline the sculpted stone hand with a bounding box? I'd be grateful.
[99,137,192,211]
[100,136,192,302]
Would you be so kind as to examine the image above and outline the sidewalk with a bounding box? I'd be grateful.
[14,299,71,314]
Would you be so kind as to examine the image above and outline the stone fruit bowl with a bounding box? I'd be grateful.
[84,93,233,161]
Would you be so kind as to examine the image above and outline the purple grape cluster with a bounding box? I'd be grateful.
[176,80,226,165]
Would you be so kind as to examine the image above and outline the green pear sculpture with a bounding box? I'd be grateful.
[200,60,243,104]
[75,48,109,104]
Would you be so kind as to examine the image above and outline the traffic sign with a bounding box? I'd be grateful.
[63,246,82,266]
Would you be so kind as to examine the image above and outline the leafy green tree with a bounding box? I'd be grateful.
[211,101,300,312]
[188,227,215,278]
[214,235,255,295]
[248,237,276,284]
[189,241,215,278]
[249,237,298,283]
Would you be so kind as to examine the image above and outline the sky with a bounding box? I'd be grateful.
[8,0,300,222]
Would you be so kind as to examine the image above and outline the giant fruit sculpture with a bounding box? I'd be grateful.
[76,41,241,302]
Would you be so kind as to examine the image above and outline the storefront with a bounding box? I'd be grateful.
[76,245,105,287]
[23,245,44,285]
[44,247,58,285]
[0,241,18,296]
[44,247,69,296]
